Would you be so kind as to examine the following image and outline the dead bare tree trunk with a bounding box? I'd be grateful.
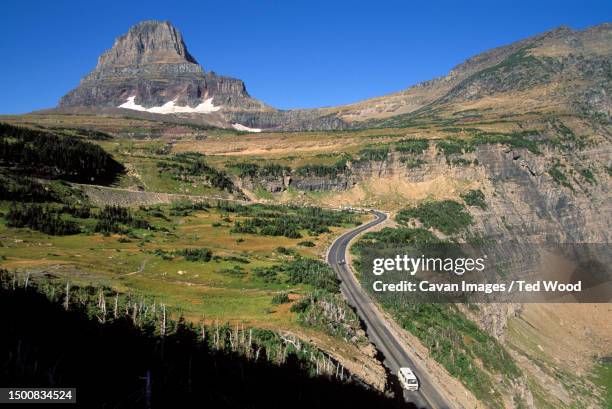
[215,320,220,349]
[142,370,151,409]
[113,293,119,319]
[228,330,235,351]
[160,304,166,336]
[63,282,70,311]
[132,302,138,325]
[98,288,107,323]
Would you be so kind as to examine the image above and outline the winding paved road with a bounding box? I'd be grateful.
[327,210,451,409]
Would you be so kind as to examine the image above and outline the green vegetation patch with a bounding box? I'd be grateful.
[436,138,475,156]
[94,205,152,235]
[394,138,429,154]
[228,162,291,178]
[591,360,612,409]
[291,290,365,342]
[253,258,339,293]
[284,258,339,292]
[396,200,474,235]
[400,157,427,169]
[352,227,440,254]
[229,203,356,239]
[460,189,487,210]
[472,131,541,154]
[0,174,62,203]
[450,158,477,166]
[579,168,596,185]
[178,248,213,262]
[295,160,348,178]
[356,145,389,162]
[0,122,123,184]
[474,46,540,78]
[157,152,236,192]
[548,161,574,191]
[6,203,81,235]
[271,292,290,305]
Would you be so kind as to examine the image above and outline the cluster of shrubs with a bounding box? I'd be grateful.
[61,204,92,219]
[5,203,80,235]
[394,138,429,154]
[356,145,389,162]
[352,227,440,253]
[229,162,291,178]
[232,217,302,238]
[0,123,123,184]
[230,205,356,239]
[254,258,339,293]
[436,138,475,156]
[433,130,543,160]
[284,258,340,292]
[0,174,61,202]
[157,153,235,192]
[290,290,364,342]
[169,200,211,216]
[400,157,426,168]
[460,189,487,210]
[152,247,214,262]
[396,200,474,235]
[178,248,213,262]
[3,199,158,237]
[271,292,290,304]
[94,205,151,235]
[294,160,348,178]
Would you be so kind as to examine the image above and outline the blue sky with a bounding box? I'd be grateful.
[0,0,610,114]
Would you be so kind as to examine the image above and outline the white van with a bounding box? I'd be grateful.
[398,367,419,391]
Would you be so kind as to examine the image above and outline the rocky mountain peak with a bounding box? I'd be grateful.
[59,20,271,115]
[97,20,198,68]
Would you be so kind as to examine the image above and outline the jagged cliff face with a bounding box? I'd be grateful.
[241,141,610,243]
[59,21,269,113]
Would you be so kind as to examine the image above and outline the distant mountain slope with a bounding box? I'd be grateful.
[333,23,611,125]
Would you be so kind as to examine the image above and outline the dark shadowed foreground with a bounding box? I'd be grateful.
[0,283,412,409]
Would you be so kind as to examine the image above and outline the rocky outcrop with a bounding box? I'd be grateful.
[59,20,270,112]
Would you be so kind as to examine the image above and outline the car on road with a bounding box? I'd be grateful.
[398,367,419,391]
[339,259,345,264]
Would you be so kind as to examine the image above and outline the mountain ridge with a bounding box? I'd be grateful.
[57,20,611,131]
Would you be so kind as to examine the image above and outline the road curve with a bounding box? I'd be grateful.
[327,210,451,409]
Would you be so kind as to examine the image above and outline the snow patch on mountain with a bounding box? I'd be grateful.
[118,96,221,114]
[232,123,262,133]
